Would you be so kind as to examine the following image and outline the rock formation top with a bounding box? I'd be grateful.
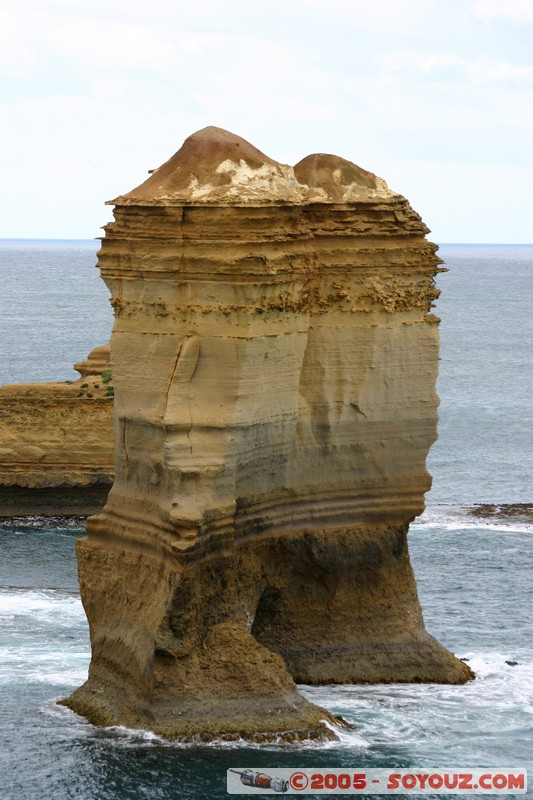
[112,126,395,206]
[74,343,111,378]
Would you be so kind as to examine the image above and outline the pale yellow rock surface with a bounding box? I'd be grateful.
[74,343,111,378]
[63,127,473,741]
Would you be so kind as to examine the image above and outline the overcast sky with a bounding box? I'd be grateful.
[1,0,532,242]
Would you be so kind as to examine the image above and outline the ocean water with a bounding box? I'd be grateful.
[0,241,532,799]
[427,245,533,506]
[0,239,113,386]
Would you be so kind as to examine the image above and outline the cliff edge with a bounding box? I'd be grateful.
[62,126,473,741]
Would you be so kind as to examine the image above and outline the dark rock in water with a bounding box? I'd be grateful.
[505,660,519,666]
[468,503,533,522]
[459,657,470,662]
[334,715,356,729]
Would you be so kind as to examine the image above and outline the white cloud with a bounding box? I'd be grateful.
[389,159,533,243]
[379,50,533,85]
[473,61,533,82]
[0,0,531,240]
[285,0,441,32]
[0,8,180,72]
[47,19,178,70]
[379,52,466,74]
[0,10,40,73]
[472,0,533,22]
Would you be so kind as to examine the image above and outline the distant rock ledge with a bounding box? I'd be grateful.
[0,348,114,517]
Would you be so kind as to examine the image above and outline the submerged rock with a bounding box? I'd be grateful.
[468,503,533,523]
[62,126,473,741]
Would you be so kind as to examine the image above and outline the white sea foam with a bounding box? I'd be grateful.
[0,644,89,685]
[0,588,89,687]
[96,726,351,751]
[0,588,85,620]
[7,641,533,758]
[0,515,85,531]
[31,667,89,686]
[300,650,533,753]
[414,505,533,534]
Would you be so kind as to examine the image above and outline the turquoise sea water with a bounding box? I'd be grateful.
[0,241,532,799]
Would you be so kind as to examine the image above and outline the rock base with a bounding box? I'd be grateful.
[62,622,337,741]
[61,522,472,740]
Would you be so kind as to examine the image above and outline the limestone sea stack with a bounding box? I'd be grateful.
[62,127,473,741]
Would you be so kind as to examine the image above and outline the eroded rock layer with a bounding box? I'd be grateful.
[63,127,472,740]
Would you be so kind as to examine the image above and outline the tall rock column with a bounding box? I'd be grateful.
[63,127,472,740]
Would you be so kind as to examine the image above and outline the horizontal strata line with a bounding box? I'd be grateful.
[98,257,436,267]
[95,504,203,538]
[107,218,421,228]
[109,198,407,208]
[92,490,420,537]
[85,511,413,568]
[101,225,429,237]
[99,259,436,268]
[102,220,425,231]
[85,526,188,568]
[235,503,418,532]
[97,245,435,257]
[84,501,415,532]
[111,211,422,219]
[235,488,424,515]
[227,440,434,458]
[98,245,435,255]
[98,253,437,264]
[235,511,416,542]
[100,235,429,250]
[109,414,434,431]
[108,303,431,315]
[98,253,437,265]
[89,510,180,538]
[0,464,114,471]
[99,266,437,281]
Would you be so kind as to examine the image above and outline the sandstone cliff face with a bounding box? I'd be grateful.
[63,127,473,741]
[0,351,114,516]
